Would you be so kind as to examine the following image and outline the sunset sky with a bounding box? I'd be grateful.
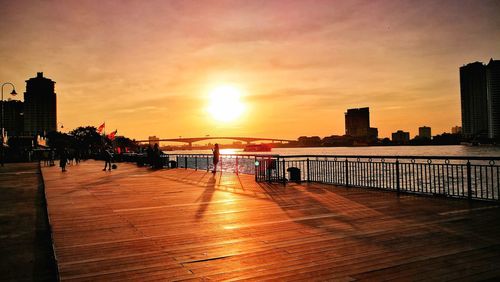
[1,0,499,140]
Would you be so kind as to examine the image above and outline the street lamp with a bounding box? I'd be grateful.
[1,82,18,167]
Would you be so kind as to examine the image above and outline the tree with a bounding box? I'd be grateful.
[69,126,104,156]
[46,131,75,150]
[113,136,138,153]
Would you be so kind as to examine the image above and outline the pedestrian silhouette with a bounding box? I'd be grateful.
[102,148,113,171]
[59,148,68,172]
[212,143,220,174]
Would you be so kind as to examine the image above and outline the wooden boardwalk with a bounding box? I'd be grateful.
[42,160,500,281]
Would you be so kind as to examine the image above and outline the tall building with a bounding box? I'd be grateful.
[418,126,431,139]
[460,62,488,138]
[486,59,500,139]
[2,100,24,137]
[345,107,378,139]
[24,72,57,136]
[392,130,410,144]
[345,107,369,137]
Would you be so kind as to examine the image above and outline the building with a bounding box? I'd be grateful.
[345,107,369,137]
[392,130,410,144]
[2,100,24,137]
[345,107,378,140]
[451,126,462,134]
[418,126,431,139]
[23,72,57,136]
[460,62,488,138]
[486,59,500,139]
[148,136,160,147]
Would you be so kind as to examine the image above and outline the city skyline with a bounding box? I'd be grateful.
[1,0,499,139]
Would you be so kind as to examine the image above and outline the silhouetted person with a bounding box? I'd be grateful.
[153,143,163,169]
[59,148,68,172]
[212,143,220,174]
[50,150,55,166]
[146,145,153,167]
[103,148,113,171]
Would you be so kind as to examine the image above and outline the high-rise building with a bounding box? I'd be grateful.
[2,100,24,137]
[418,126,431,139]
[486,59,500,139]
[392,130,410,144]
[345,107,369,137]
[460,62,488,138]
[345,107,378,141]
[23,72,57,136]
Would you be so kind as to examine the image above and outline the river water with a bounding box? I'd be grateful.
[169,145,500,157]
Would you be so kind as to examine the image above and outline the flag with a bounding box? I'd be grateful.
[97,122,105,134]
[107,130,117,141]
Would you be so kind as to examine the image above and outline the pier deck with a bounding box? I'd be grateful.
[42,160,500,281]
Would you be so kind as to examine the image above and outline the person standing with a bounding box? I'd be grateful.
[212,143,220,174]
[103,148,113,171]
[59,148,68,172]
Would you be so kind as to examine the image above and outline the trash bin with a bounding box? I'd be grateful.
[287,167,301,183]
[136,156,145,167]
[169,160,177,168]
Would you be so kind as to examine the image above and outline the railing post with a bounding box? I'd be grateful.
[235,156,239,175]
[345,158,349,187]
[282,158,286,186]
[396,159,400,195]
[306,158,310,182]
[254,157,258,181]
[467,160,472,200]
[207,156,209,172]
[185,156,187,169]
[195,156,198,170]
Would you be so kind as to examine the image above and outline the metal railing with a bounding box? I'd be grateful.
[174,153,270,174]
[270,155,500,202]
[123,153,500,202]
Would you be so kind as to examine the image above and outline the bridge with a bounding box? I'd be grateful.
[135,136,294,147]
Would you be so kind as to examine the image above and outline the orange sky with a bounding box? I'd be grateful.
[1,0,499,139]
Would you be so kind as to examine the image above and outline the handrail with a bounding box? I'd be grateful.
[275,155,500,160]
[156,153,500,161]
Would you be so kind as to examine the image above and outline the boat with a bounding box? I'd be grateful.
[243,143,273,152]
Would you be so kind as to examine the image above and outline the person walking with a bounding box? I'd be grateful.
[103,148,113,171]
[212,143,220,174]
[59,148,68,172]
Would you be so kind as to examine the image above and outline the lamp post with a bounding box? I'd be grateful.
[1,82,18,167]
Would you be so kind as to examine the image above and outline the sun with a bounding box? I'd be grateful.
[207,85,245,122]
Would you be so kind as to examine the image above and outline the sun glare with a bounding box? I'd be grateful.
[207,85,245,122]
